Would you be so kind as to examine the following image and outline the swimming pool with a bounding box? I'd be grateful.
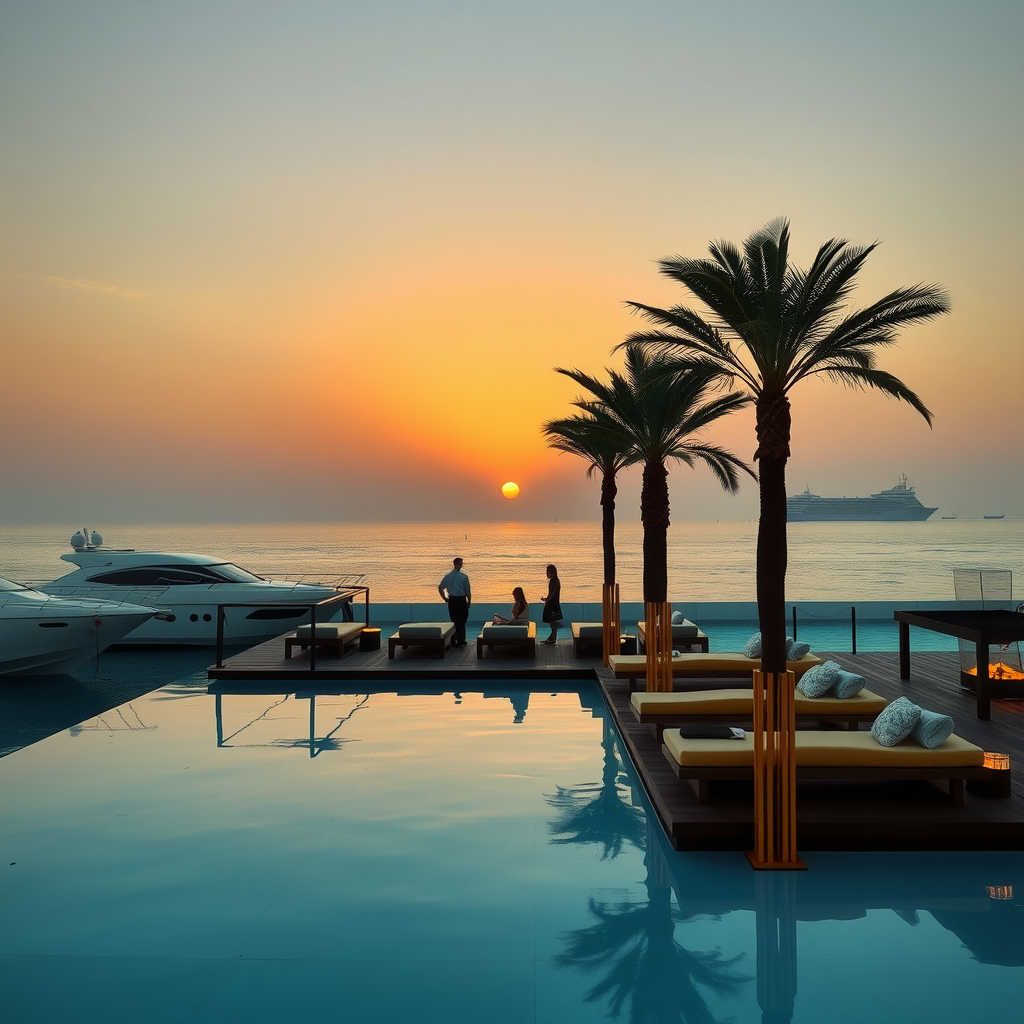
[0,674,1020,1023]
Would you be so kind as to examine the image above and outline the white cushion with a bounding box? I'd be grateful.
[398,622,454,639]
[295,622,363,640]
[481,624,530,638]
[573,622,604,639]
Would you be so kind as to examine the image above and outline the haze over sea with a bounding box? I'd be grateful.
[3,520,1021,606]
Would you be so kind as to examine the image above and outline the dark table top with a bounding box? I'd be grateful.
[894,609,1024,642]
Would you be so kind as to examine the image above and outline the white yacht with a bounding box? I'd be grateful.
[39,532,362,646]
[0,578,157,676]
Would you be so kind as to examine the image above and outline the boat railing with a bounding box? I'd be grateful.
[20,583,174,612]
[252,570,368,590]
[214,585,370,670]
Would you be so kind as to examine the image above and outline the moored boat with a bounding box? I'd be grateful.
[38,532,365,646]
[0,578,157,675]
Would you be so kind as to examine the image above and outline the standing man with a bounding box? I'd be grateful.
[438,557,471,648]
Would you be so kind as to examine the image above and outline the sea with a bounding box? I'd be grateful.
[3,519,1021,606]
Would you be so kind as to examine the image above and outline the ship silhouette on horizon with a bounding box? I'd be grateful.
[787,475,937,522]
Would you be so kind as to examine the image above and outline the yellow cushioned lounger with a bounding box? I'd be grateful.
[661,729,987,804]
[609,651,823,689]
[630,687,888,736]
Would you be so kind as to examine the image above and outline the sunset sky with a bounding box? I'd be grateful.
[2,1,1021,524]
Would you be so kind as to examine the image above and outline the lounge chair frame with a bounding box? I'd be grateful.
[477,621,537,659]
[631,689,886,740]
[661,737,993,806]
[284,623,364,661]
[388,627,455,660]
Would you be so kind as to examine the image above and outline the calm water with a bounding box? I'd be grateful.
[0,666,1020,1024]
[2,520,1021,605]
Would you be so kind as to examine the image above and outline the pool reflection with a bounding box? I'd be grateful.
[547,699,1024,1023]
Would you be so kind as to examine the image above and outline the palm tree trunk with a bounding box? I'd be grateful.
[600,470,617,588]
[755,393,791,675]
[641,459,670,603]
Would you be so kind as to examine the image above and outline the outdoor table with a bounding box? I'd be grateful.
[893,609,1024,720]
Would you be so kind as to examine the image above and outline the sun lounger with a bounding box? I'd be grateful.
[662,729,989,805]
[636,620,709,653]
[476,621,537,659]
[571,622,604,657]
[388,622,456,659]
[631,687,889,738]
[285,621,365,660]
[608,651,823,690]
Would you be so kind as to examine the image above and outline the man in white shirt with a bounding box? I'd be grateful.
[438,557,471,647]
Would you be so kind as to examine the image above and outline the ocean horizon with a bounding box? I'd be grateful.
[3,519,1022,606]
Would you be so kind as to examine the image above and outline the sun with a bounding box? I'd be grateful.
[501,481,520,499]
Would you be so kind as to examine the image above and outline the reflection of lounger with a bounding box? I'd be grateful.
[477,622,536,659]
[609,652,823,690]
[662,729,988,804]
[388,622,455,660]
[285,621,365,660]
[631,687,888,738]
[636,620,709,653]
[571,622,604,658]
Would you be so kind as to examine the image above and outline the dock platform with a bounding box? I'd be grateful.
[209,640,1024,851]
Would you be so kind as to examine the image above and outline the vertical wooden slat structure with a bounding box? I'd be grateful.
[602,583,620,667]
[747,669,806,870]
[644,601,674,692]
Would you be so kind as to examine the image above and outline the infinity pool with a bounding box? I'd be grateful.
[0,675,1020,1023]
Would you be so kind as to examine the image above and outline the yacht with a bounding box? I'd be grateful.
[0,578,157,675]
[38,532,362,646]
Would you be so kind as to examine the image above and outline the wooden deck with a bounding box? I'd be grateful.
[208,630,594,680]
[209,639,1024,851]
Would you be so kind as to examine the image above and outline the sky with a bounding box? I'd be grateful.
[2,0,1022,524]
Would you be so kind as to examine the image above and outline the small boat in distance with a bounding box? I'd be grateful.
[941,512,956,519]
[984,514,1005,520]
[787,475,937,522]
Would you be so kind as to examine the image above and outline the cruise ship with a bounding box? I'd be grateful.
[787,476,937,522]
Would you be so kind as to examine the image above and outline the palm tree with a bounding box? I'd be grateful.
[557,346,752,605]
[626,219,949,672]
[543,410,637,590]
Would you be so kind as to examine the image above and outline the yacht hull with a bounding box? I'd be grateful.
[39,587,351,646]
[0,608,156,676]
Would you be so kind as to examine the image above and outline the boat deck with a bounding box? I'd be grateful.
[208,638,1024,851]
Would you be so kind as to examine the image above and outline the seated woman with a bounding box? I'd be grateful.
[493,587,529,625]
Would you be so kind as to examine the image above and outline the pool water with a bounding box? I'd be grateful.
[0,674,1020,1023]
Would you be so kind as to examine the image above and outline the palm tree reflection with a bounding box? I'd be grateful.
[547,717,645,859]
[556,819,751,1024]
[550,710,751,1021]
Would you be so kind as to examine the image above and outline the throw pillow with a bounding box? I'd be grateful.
[671,610,685,625]
[796,660,841,698]
[910,707,955,749]
[743,632,762,658]
[870,696,922,747]
[786,639,811,661]
[832,669,866,699]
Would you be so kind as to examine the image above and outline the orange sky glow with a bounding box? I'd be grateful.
[1,2,1021,524]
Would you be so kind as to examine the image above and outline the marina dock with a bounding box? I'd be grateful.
[209,639,1024,852]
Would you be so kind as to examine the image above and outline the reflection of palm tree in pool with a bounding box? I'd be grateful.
[546,718,645,859]
[555,813,751,1023]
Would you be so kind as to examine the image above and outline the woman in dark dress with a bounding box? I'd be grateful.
[541,564,563,644]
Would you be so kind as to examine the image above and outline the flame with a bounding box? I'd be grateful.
[964,662,1024,681]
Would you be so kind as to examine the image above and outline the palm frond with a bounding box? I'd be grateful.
[806,365,934,424]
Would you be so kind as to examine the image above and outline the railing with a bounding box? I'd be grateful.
[214,585,370,670]
[791,605,858,653]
